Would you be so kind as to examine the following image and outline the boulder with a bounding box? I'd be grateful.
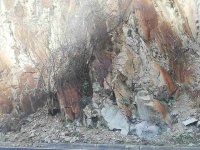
[101,102,129,135]
[182,118,198,126]
[132,121,160,139]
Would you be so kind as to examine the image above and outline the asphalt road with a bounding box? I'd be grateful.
[0,144,199,150]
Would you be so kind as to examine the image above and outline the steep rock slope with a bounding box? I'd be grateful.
[0,0,200,136]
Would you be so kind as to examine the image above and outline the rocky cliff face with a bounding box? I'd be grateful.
[0,0,200,135]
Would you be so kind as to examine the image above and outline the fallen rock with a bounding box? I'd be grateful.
[44,136,51,143]
[0,133,6,142]
[83,105,98,128]
[62,136,72,142]
[26,117,32,122]
[29,132,35,138]
[182,118,198,126]
[188,143,195,147]
[70,137,78,143]
[135,90,153,121]
[52,140,59,143]
[131,121,160,139]
[197,121,200,127]
[186,128,193,133]
[93,82,102,93]
[101,102,129,135]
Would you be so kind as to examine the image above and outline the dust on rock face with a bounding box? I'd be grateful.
[1,95,200,147]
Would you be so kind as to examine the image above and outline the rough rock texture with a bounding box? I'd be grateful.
[1,0,200,140]
[101,102,129,135]
[134,121,160,139]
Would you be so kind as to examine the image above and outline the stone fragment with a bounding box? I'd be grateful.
[44,136,51,143]
[182,118,198,126]
[70,137,78,143]
[135,90,154,121]
[197,121,200,127]
[0,133,6,142]
[133,121,160,139]
[29,132,35,138]
[101,102,129,135]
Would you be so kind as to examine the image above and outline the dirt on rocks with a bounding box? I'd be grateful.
[0,92,200,148]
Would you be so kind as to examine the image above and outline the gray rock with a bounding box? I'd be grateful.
[0,133,6,142]
[182,118,198,126]
[101,102,129,135]
[133,121,160,139]
[26,117,32,122]
[44,136,51,143]
[83,105,98,127]
[93,82,102,92]
[188,143,195,147]
[52,140,59,143]
[29,132,35,138]
[197,121,200,127]
[63,136,71,142]
[70,137,78,143]
[186,128,193,133]
[135,90,153,121]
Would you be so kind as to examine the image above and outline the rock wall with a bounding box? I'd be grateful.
[0,0,125,128]
[1,0,200,133]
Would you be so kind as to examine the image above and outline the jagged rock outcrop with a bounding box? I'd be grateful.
[1,0,200,134]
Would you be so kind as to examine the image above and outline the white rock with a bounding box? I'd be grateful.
[70,137,78,143]
[134,121,160,139]
[63,136,71,142]
[44,137,51,143]
[197,121,200,127]
[182,118,198,126]
[135,90,153,121]
[101,102,129,135]
[29,132,35,138]
[0,133,6,142]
